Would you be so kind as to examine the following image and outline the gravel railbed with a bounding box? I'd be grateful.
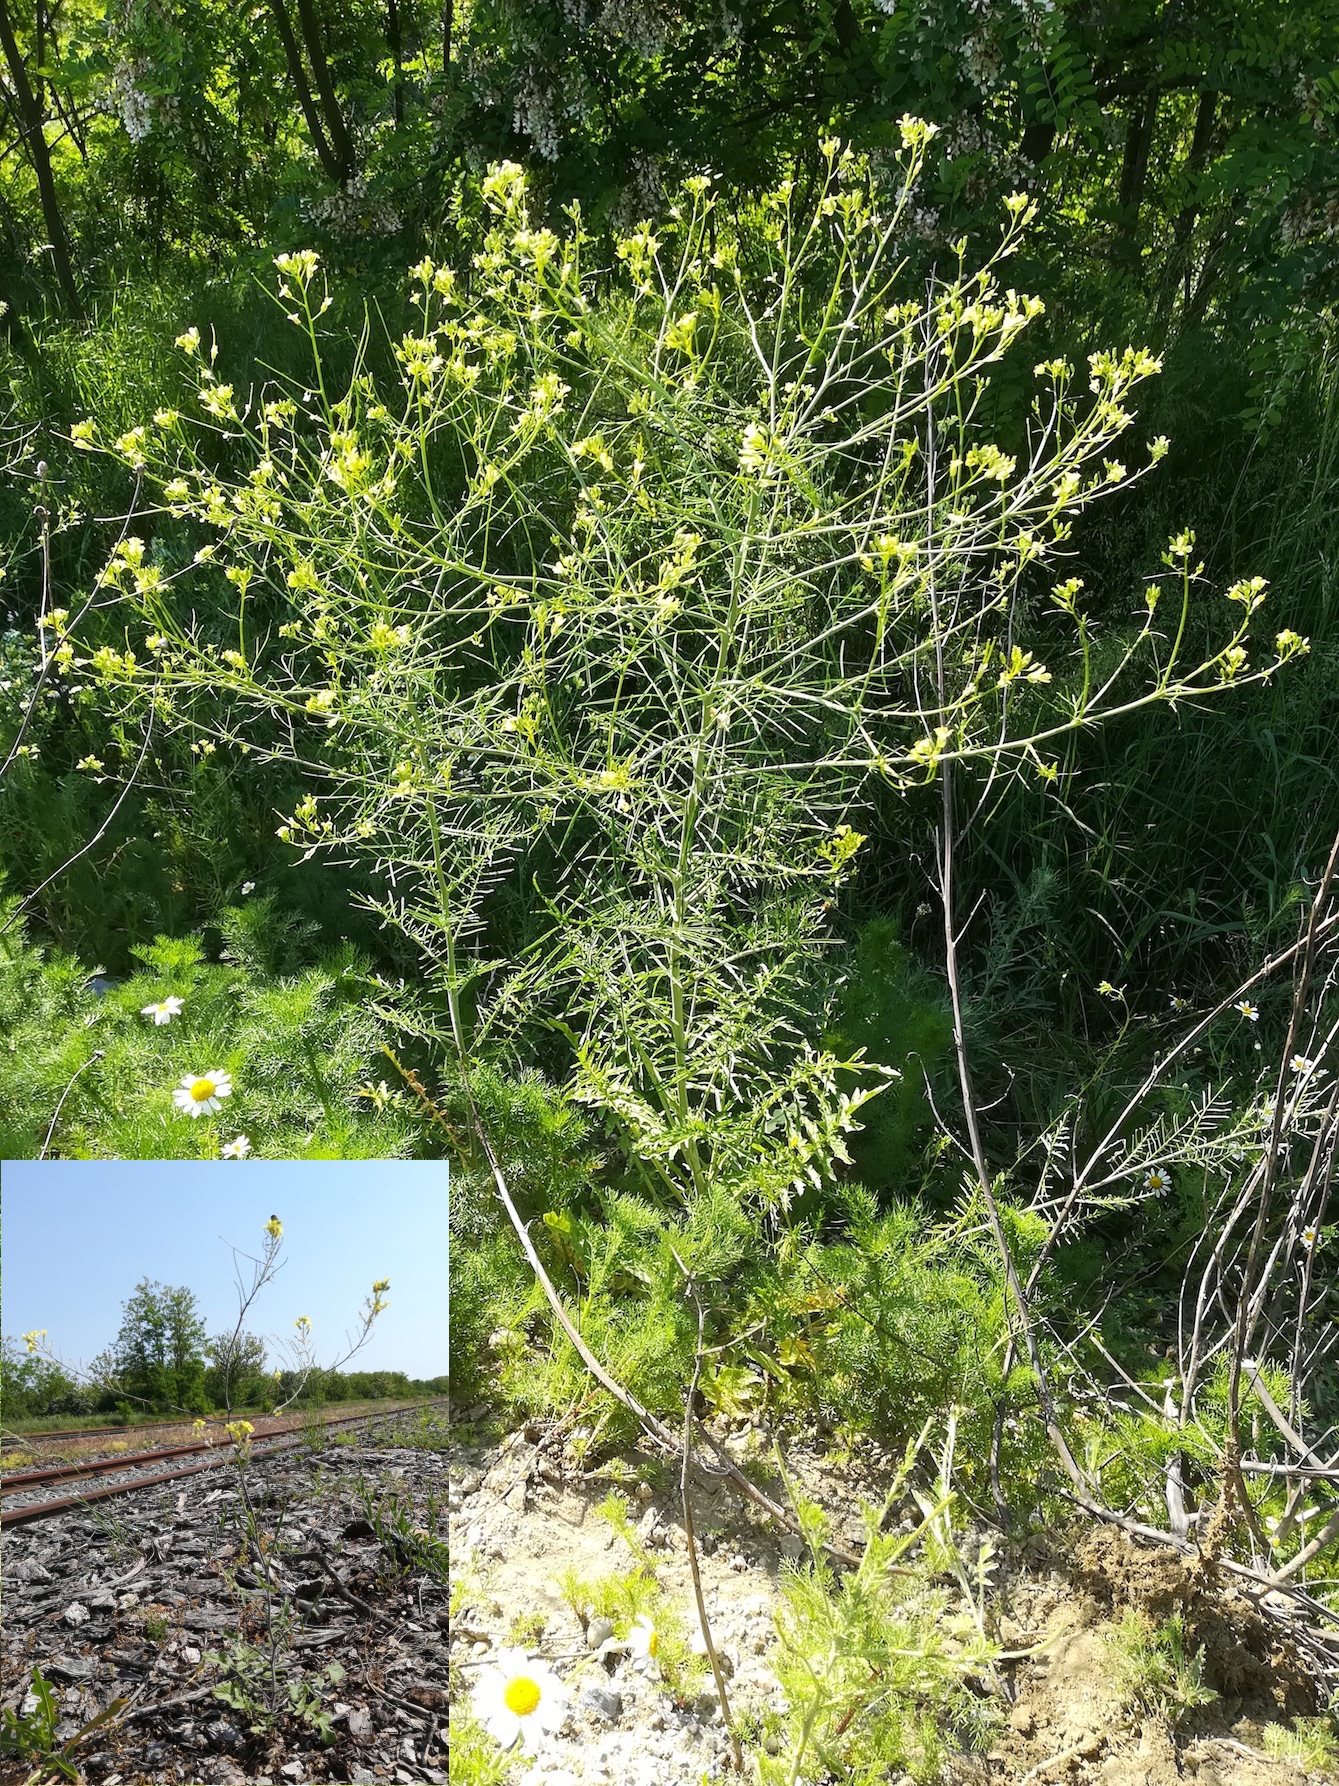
[0,1426,447,1785]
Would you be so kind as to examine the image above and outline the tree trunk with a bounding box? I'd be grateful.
[1172,88,1218,250]
[387,0,403,123]
[293,0,354,183]
[443,0,453,73]
[1114,88,1158,265]
[1020,118,1056,164]
[1154,88,1219,333]
[0,0,80,313]
[267,0,343,184]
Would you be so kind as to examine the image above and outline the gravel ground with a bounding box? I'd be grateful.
[448,1415,844,1784]
[0,1428,447,1785]
[449,1414,1337,1786]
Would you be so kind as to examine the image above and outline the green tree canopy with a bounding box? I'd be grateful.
[112,1275,210,1411]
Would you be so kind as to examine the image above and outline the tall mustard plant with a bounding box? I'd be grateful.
[67,125,1304,1220]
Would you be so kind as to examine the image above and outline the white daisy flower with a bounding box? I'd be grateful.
[141,995,184,1025]
[472,1648,568,1752]
[1235,1001,1259,1021]
[221,1135,252,1159]
[1169,995,1189,1011]
[173,1069,233,1117]
[1144,1167,1172,1194]
[628,1614,662,1676]
[1302,1225,1319,1248]
[241,881,256,895]
[1292,1054,1317,1077]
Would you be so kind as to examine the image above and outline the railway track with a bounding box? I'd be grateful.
[1,1401,425,1450]
[2,1421,216,1450]
[1,1417,212,1450]
[0,1398,447,1528]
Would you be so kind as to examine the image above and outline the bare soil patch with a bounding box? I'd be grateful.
[448,1414,1336,1785]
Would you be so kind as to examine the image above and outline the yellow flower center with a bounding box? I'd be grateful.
[646,1628,659,1657]
[503,1675,541,1717]
[190,1077,216,1101]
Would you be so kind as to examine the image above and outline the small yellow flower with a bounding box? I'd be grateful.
[739,422,772,476]
[22,1330,47,1355]
[265,1215,284,1240]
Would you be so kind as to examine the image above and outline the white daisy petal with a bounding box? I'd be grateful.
[141,994,184,1025]
[173,1069,235,1117]
[472,1648,569,1753]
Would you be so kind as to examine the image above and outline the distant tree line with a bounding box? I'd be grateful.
[1,1277,445,1419]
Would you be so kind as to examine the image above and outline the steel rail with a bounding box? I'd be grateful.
[2,1420,206,1448]
[1,1399,436,1492]
[0,1399,447,1528]
[2,1398,443,1449]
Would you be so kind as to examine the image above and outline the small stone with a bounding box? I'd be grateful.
[586,1615,614,1649]
[118,1592,140,1610]
[635,1481,654,1503]
[398,1737,419,1763]
[763,1732,782,1755]
[279,1764,306,1782]
[204,1718,242,1752]
[581,1685,623,1723]
[346,1706,373,1739]
[9,1561,54,1584]
[1076,1729,1102,1757]
[1009,1705,1036,1737]
[62,1603,91,1627]
[181,1646,202,1665]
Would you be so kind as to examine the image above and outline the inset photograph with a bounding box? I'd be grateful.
[0,1160,447,1785]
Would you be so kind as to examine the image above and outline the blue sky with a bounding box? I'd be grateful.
[0,1162,447,1379]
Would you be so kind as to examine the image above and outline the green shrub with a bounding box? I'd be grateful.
[0,895,425,1158]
